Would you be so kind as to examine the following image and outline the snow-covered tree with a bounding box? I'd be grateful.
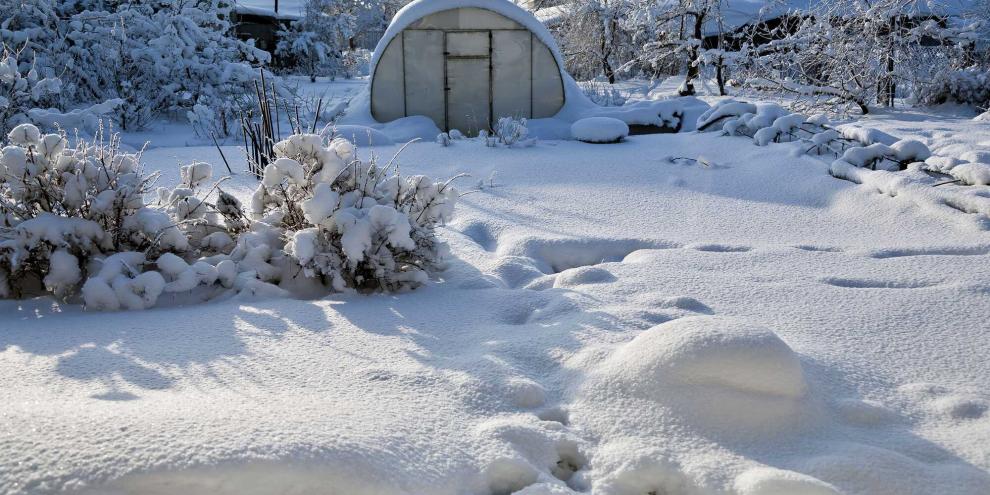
[0,47,62,136]
[277,0,356,80]
[0,0,270,133]
[742,0,984,114]
[621,0,731,95]
[555,0,634,83]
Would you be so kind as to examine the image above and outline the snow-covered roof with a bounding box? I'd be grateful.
[233,1,303,20]
[370,0,569,86]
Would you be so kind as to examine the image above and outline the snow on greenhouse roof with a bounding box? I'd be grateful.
[370,0,568,78]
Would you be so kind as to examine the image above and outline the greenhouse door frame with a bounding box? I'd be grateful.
[443,30,494,135]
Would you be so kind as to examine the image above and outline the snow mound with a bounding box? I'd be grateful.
[503,377,546,408]
[949,162,990,186]
[975,111,990,121]
[834,398,898,426]
[734,467,842,495]
[570,117,629,143]
[382,116,441,143]
[553,266,616,287]
[331,125,393,146]
[598,316,806,398]
[590,446,704,495]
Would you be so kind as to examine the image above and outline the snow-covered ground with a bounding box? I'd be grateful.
[2,84,990,494]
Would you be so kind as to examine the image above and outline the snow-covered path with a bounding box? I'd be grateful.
[2,131,989,494]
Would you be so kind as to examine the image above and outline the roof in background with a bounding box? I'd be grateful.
[234,0,306,18]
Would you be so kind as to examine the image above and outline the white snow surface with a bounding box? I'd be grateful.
[3,105,990,494]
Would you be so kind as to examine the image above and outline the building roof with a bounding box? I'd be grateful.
[234,0,304,20]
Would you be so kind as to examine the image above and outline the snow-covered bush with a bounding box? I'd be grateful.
[0,124,177,298]
[916,68,990,111]
[0,48,62,136]
[247,133,459,292]
[493,117,534,147]
[0,122,253,306]
[578,81,626,107]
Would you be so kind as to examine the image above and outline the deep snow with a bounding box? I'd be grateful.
[2,92,990,494]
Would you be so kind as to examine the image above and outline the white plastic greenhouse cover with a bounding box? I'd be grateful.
[370,0,568,135]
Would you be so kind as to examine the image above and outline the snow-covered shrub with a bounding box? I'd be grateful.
[0,124,178,299]
[0,48,62,136]
[916,68,990,111]
[342,48,373,78]
[493,117,533,147]
[578,81,626,107]
[247,132,459,292]
[696,100,758,131]
[922,156,990,186]
[0,123,251,306]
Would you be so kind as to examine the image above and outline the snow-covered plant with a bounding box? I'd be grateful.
[0,47,61,136]
[916,68,990,110]
[579,80,627,106]
[0,121,256,306]
[493,117,533,147]
[247,133,459,292]
[0,123,187,299]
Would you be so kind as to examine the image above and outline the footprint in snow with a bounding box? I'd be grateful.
[689,243,752,253]
[821,277,941,289]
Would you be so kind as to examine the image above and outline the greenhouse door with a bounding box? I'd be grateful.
[445,31,491,136]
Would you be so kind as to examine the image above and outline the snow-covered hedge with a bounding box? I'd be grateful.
[0,124,459,309]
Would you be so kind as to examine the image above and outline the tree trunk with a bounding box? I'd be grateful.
[715,57,726,96]
[680,13,704,96]
[600,17,615,84]
[877,17,896,107]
